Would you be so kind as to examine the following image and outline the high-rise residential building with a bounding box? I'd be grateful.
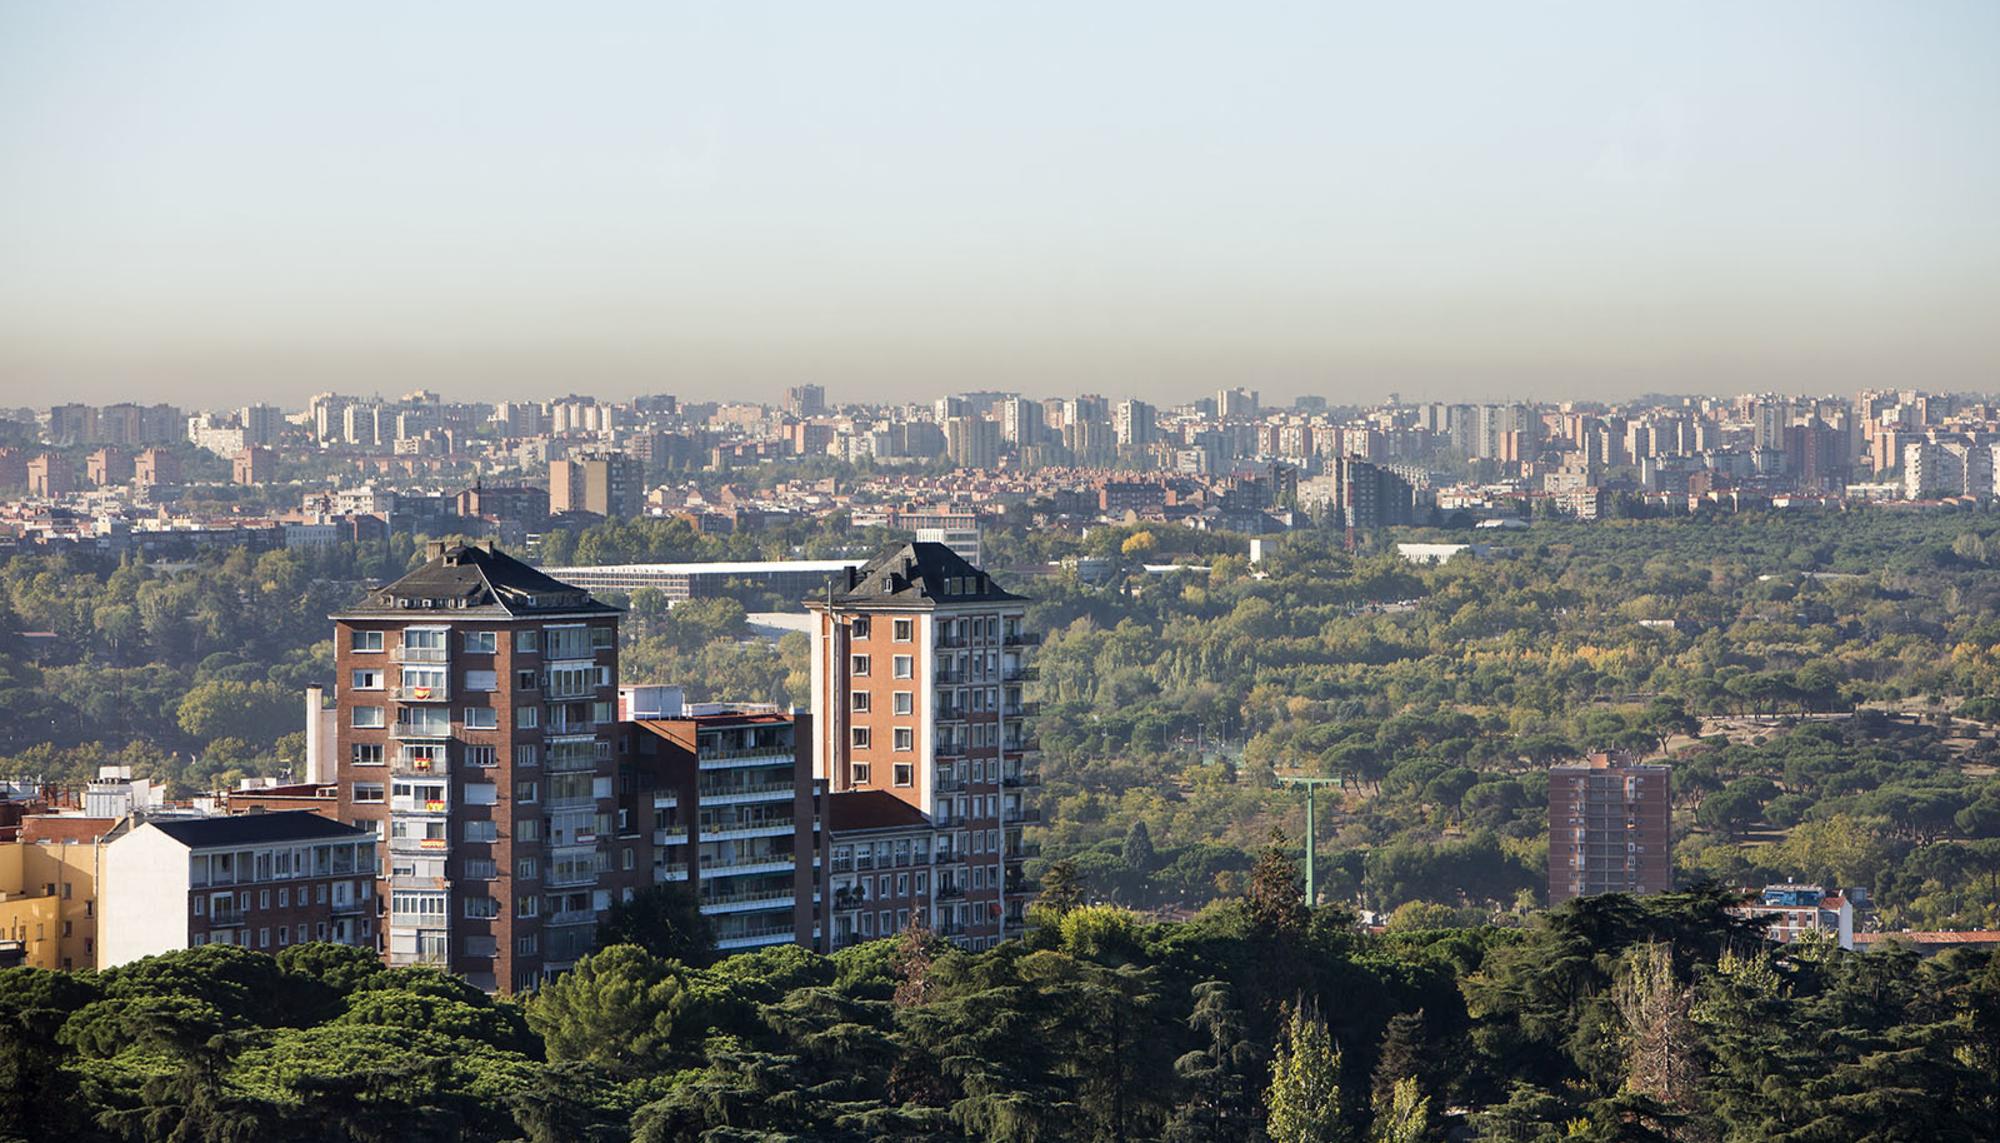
[241,403,286,446]
[99,812,379,968]
[133,448,180,489]
[85,447,132,488]
[1000,397,1045,447]
[787,384,828,418]
[945,415,1001,471]
[809,543,1040,950]
[233,446,275,486]
[332,542,634,992]
[549,452,643,519]
[1216,387,1261,419]
[26,453,72,497]
[1548,755,1671,905]
[1114,399,1156,447]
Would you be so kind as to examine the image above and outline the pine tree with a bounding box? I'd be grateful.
[1123,819,1157,872]
[1370,1009,1427,1111]
[1266,999,1352,1143]
[1165,980,1257,1142]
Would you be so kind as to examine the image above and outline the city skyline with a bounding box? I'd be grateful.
[5,2,1998,408]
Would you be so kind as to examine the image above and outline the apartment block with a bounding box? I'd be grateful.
[0,837,101,970]
[810,543,1040,950]
[549,451,643,519]
[333,541,637,992]
[1548,755,1671,904]
[626,708,823,953]
[98,812,377,967]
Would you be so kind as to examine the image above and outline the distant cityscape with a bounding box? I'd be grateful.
[0,386,1992,558]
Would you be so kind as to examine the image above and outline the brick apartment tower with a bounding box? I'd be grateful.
[1548,754,1672,905]
[333,542,639,992]
[809,542,1040,948]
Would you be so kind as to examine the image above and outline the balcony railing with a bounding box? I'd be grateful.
[546,909,597,927]
[331,898,367,916]
[390,836,451,854]
[392,722,452,741]
[390,797,451,815]
[1003,631,1041,647]
[393,753,448,777]
[937,883,965,899]
[1002,665,1039,682]
[1004,702,1041,718]
[934,775,967,794]
[698,780,795,802]
[701,886,796,909]
[658,862,691,881]
[395,684,450,702]
[1002,771,1042,788]
[207,908,247,928]
[1003,806,1043,825]
[394,646,450,664]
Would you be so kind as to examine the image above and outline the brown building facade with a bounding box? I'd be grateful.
[809,543,1039,950]
[332,542,635,992]
[1548,755,1671,904]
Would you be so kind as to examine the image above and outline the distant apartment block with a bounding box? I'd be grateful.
[549,451,643,519]
[1548,755,1671,904]
[99,812,377,968]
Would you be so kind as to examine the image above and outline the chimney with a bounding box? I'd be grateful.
[303,685,326,784]
[425,539,449,561]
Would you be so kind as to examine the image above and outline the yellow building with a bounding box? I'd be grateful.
[0,840,102,970]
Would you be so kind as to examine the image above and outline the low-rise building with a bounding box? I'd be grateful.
[1732,883,1854,951]
[99,811,378,967]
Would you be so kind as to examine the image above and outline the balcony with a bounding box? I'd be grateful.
[832,887,866,910]
[390,836,451,854]
[699,887,796,913]
[394,646,450,664]
[392,752,449,777]
[1003,631,1041,647]
[1006,842,1041,863]
[390,796,451,816]
[395,683,450,702]
[934,775,967,794]
[703,856,795,878]
[545,717,599,736]
[1004,702,1041,719]
[1003,806,1043,825]
[207,908,247,928]
[546,909,597,928]
[715,925,798,951]
[697,746,794,769]
[936,883,965,900]
[655,826,689,846]
[935,634,969,649]
[1002,665,1039,682]
[697,781,795,804]
[331,898,367,916]
[392,723,452,742]
[657,862,691,881]
[1002,770,1041,788]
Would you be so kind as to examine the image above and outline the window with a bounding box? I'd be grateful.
[350,744,384,766]
[851,762,871,786]
[465,897,500,919]
[351,706,384,729]
[517,669,538,691]
[352,782,385,803]
[893,655,913,679]
[352,630,384,652]
[465,745,497,768]
[464,707,497,730]
[517,935,539,955]
[350,669,383,691]
[894,618,912,642]
[546,626,591,659]
[515,782,539,803]
[850,654,870,677]
[513,744,539,767]
[462,820,498,842]
[894,691,913,715]
[850,727,871,749]
[894,728,913,751]
[398,706,449,735]
[402,628,447,659]
[894,762,914,787]
[851,617,870,639]
[516,857,539,880]
[850,690,871,713]
[590,625,614,650]
[278,889,289,907]
[515,819,542,842]
[515,629,540,653]
[517,896,540,918]
[463,631,496,654]
[516,706,538,730]
[465,670,498,692]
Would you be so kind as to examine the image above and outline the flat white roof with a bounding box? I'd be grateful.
[542,559,862,576]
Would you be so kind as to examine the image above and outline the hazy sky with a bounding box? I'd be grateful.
[3,2,1996,410]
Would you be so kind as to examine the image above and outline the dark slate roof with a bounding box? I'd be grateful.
[816,542,1023,609]
[146,811,370,849]
[827,790,934,833]
[334,542,619,618]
